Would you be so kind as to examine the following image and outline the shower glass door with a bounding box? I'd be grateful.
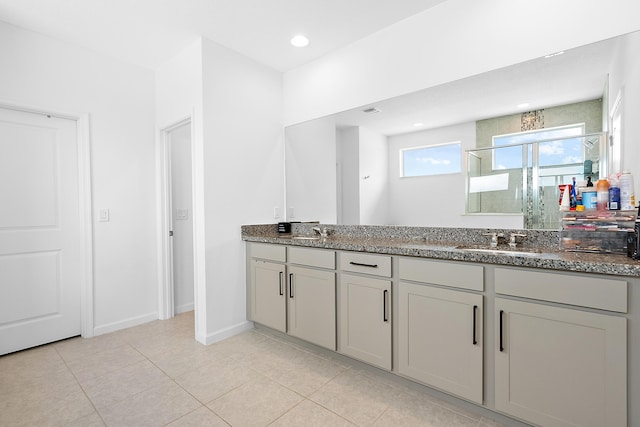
[467,128,606,229]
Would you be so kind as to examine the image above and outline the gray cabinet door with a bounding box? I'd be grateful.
[339,273,391,370]
[495,298,626,427]
[250,259,286,332]
[287,266,336,350]
[398,282,483,404]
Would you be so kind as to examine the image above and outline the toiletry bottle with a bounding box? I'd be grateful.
[560,185,571,211]
[609,174,621,210]
[620,171,635,211]
[560,184,571,211]
[596,178,609,210]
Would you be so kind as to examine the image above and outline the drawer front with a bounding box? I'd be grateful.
[250,243,286,262]
[495,268,627,313]
[399,258,483,291]
[289,246,335,269]
[340,252,391,277]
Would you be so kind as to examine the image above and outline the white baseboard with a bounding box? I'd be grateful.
[92,312,158,336]
[175,302,194,315]
[197,320,254,345]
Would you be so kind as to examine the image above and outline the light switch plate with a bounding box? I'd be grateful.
[99,209,110,222]
[176,209,188,220]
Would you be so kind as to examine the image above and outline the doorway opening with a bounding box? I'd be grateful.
[159,119,195,320]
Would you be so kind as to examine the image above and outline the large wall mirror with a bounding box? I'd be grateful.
[285,31,639,229]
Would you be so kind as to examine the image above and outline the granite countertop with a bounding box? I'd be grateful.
[241,224,640,278]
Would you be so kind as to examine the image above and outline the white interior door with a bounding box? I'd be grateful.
[0,107,82,355]
[169,123,194,314]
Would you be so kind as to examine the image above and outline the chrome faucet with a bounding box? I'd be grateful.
[312,226,332,238]
[484,232,504,248]
[508,233,527,248]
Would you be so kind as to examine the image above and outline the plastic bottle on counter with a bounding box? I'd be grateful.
[596,178,609,210]
[560,185,571,211]
[608,174,621,210]
[620,171,636,210]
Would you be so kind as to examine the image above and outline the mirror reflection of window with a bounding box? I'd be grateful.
[400,141,461,177]
[492,124,585,170]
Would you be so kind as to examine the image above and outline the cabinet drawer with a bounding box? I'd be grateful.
[250,243,286,262]
[340,252,391,277]
[399,258,483,291]
[495,268,627,313]
[289,247,335,269]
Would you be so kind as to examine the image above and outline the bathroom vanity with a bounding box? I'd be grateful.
[242,224,640,427]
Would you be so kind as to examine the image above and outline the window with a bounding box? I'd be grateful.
[492,124,585,170]
[400,142,461,177]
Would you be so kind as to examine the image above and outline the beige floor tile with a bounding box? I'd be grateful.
[113,315,194,347]
[251,347,346,396]
[309,369,400,426]
[54,333,128,363]
[166,406,229,427]
[207,374,303,427]
[175,357,258,403]
[1,314,510,427]
[129,330,204,359]
[270,399,356,426]
[80,359,172,408]
[236,334,305,363]
[151,345,219,379]
[0,380,95,426]
[373,391,480,427]
[65,343,146,382]
[479,415,522,427]
[378,374,484,423]
[65,411,107,427]
[0,345,73,389]
[0,361,77,398]
[98,380,201,427]
[207,330,271,361]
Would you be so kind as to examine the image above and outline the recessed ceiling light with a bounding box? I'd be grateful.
[413,122,424,127]
[517,103,530,109]
[290,35,309,47]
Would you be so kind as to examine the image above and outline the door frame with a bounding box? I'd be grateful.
[157,117,196,320]
[0,101,95,338]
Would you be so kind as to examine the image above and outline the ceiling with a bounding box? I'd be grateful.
[0,0,447,72]
[332,33,620,136]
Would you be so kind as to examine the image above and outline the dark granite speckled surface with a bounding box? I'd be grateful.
[241,223,640,278]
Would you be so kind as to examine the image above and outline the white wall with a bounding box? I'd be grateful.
[155,38,209,341]
[0,21,158,334]
[359,127,389,225]
[388,123,471,226]
[609,30,640,200]
[201,38,283,342]
[337,127,360,224]
[285,116,337,223]
[284,0,640,126]
[387,121,521,228]
[155,39,203,128]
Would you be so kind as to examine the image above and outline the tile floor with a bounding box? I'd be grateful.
[0,312,519,426]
